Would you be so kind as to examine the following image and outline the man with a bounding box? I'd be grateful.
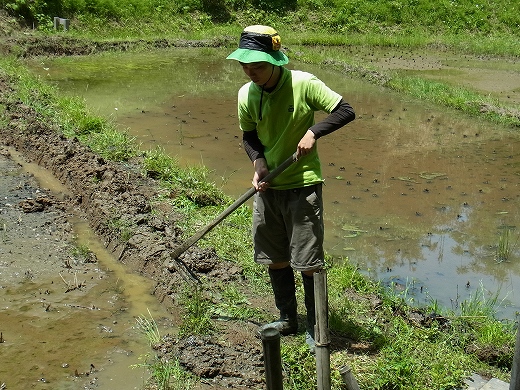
[227,25,355,352]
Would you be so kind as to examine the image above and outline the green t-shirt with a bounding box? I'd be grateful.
[238,67,342,190]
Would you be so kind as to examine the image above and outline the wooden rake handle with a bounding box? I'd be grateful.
[169,152,299,261]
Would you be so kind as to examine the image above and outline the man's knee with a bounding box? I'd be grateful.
[268,262,290,270]
[302,268,320,277]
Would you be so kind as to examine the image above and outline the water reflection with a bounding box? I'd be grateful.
[26,48,520,319]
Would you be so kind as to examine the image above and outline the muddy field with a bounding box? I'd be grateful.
[1,13,517,389]
[0,22,395,389]
[0,68,280,388]
[0,13,314,388]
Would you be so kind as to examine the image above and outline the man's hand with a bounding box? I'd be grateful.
[253,158,270,192]
[297,130,316,158]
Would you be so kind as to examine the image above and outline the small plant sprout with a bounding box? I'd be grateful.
[135,309,161,346]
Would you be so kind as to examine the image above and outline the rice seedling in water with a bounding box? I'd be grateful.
[495,227,517,263]
[135,309,161,346]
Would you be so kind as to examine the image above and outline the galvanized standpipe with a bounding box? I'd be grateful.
[339,365,361,390]
[314,269,331,390]
[261,327,284,390]
[510,317,520,390]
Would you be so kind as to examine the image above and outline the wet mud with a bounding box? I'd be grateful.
[0,148,128,389]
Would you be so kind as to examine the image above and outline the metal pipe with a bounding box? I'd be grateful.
[261,327,283,390]
[339,365,361,390]
[315,269,331,390]
[510,317,520,390]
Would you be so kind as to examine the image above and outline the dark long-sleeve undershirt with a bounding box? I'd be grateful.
[242,98,355,162]
[242,128,266,163]
[309,99,355,139]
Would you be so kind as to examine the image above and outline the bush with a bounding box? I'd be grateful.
[1,0,63,26]
[1,0,518,35]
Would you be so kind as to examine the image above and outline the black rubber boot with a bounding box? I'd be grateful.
[258,266,298,336]
[302,272,316,353]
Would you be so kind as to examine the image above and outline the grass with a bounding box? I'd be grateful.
[178,285,215,337]
[387,76,520,127]
[140,254,516,390]
[107,217,135,242]
[288,45,520,128]
[213,282,269,321]
[143,147,226,207]
[324,262,514,389]
[133,311,195,390]
[136,358,195,390]
[0,57,139,161]
[4,4,520,129]
[70,243,93,262]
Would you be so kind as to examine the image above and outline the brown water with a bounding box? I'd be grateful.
[27,48,520,320]
[1,149,174,389]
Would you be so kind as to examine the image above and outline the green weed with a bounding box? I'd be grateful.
[132,354,194,390]
[143,147,226,207]
[457,282,502,318]
[87,126,138,162]
[179,285,214,337]
[280,340,317,390]
[135,309,161,346]
[70,243,96,263]
[107,217,135,242]
[133,310,195,389]
[213,283,266,321]
[387,76,520,127]
[71,243,89,257]
[2,7,519,389]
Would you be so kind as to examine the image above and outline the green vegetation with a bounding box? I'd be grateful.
[134,357,194,390]
[2,0,519,127]
[143,147,226,207]
[179,285,214,337]
[1,1,519,389]
[71,242,92,260]
[495,227,518,264]
[0,58,139,161]
[133,311,195,390]
[386,76,520,127]
[136,309,162,346]
[2,0,519,38]
[1,53,516,389]
[107,217,136,242]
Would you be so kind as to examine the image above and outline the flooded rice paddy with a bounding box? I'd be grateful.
[26,47,520,324]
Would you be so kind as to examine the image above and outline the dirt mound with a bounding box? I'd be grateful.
[156,331,265,388]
